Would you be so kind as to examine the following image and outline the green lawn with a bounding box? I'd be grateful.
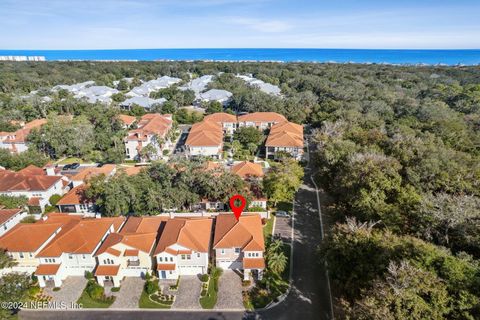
[199,276,218,309]
[76,290,114,308]
[263,217,274,240]
[138,290,171,309]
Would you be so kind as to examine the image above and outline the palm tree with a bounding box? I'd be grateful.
[267,252,287,275]
[267,239,283,256]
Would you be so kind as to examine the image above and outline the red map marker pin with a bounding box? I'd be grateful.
[229,194,246,221]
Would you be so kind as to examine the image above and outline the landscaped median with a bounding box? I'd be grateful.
[199,267,222,309]
[138,276,175,309]
[76,280,115,308]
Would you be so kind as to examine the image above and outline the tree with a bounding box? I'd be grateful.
[267,251,287,275]
[139,144,158,162]
[234,126,263,147]
[0,273,33,317]
[205,101,223,114]
[263,159,304,206]
[0,195,28,209]
[0,250,16,269]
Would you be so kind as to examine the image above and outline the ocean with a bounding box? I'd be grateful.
[0,49,479,65]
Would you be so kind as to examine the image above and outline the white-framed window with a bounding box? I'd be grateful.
[170,257,174,262]
[19,252,24,258]
[68,254,73,259]
[159,257,163,262]
[82,255,86,259]
[197,253,200,258]
[187,255,191,260]
[220,249,225,255]
[181,254,186,260]
[235,248,240,254]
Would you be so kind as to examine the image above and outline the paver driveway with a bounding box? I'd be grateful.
[215,271,244,310]
[172,275,201,309]
[110,277,144,309]
[44,276,86,309]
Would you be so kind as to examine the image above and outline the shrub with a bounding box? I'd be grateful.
[84,271,94,280]
[86,281,104,300]
[21,216,37,223]
[111,287,120,292]
[31,274,38,282]
[163,149,170,156]
[200,274,209,282]
[144,272,151,281]
[242,280,252,287]
[49,194,62,206]
[53,287,61,291]
[211,267,223,279]
[145,280,158,295]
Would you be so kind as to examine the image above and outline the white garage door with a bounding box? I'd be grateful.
[179,265,204,275]
[217,260,242,270]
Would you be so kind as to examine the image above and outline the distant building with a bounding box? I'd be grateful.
[0,119,47,153]
[0,208,27,237]
[265,121,304,160]
[124,114,173,161]
[199,89,232,106]
[237,112,287,130]
[203,112,237,134]
[184,121,224,159]
[120,96,166,111]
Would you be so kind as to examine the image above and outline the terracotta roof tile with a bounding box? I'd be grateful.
[231,161,264,179]
[35,264,61,275]
[57,185,90,205]
[154,218,213,255]
[243,258,265,269]
[118,114,137,126]
[157,264,176,271]
[95,265,120,276]
[204,112,237,123]
[18,165,45,176]
[238,112,286,123]
[185,121,223,147]
[71,164,116,182]
[0,170,62,192]
[0,223,62,252]
[124,249,139,256]
[265,121,304,147]
[0,209,22,225]
[126,114,172,141]
[213,214,265,252]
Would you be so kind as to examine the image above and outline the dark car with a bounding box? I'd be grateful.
[70,163,80,170]
[62,164,71,170]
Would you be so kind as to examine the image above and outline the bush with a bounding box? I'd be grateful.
[84,271,94,280]
[242,280,252,287]
[86,281,104,300]
[163,149,170,156]
[145,280,159,295]
[21,216,37,223]
[144,272,151,281]
[111,287,120,292]
[49,194,62,206]
[211,267,223,279]
[53,287,61,291]
[200,274,209,282]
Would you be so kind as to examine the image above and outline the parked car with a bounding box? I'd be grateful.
[275,210,290,217]
[62,164,71,170]
[70,163,80,170]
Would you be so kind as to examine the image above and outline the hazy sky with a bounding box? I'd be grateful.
[1,0,479,49]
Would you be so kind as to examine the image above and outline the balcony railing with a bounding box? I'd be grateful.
[127,260,140,267]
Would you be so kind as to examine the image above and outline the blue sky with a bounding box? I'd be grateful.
[0,0,479,49]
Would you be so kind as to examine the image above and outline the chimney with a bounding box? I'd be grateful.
[45,166,56,176]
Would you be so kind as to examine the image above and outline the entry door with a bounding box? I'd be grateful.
[161,271,166,278]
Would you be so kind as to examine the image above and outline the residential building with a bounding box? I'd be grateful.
[0,168,67,212]
[184,121,223,158]
[118,114,137,128]
[0,208,27,236]
[35,216,125,287]
[153,218,212,279]
[0,221,65,275]
[56,185,96,216]
[70,164,117,187]
[213,214,265,280]
[203,112,237,134]
[0,119,47,153]
[265,121,304,160]
[124,114,173,161]
[237,112,286,130]
[199,89,232,106]
[231,161,264,179]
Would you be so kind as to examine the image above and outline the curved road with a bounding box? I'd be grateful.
[20,141,333,320]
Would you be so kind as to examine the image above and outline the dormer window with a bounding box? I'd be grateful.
[235,248,241,254]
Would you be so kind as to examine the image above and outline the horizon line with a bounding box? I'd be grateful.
[1,47,480,51]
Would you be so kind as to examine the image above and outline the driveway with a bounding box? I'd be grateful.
[215,271,244,310]
[172,275,201,309]
[43,276,86,309]
[110,277,144,309]
[273,216,292,242]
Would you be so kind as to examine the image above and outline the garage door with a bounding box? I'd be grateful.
[178,265,204,275]
[217,260,242,270]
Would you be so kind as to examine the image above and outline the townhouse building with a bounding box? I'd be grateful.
[153,218,212,279]
[34,215,125,287]
[56,185,96,216]
[94,216,166,287]
[237,112,287,130]
[184,121,224,159]
[213,214,265,280]
[265,121,304,160]
[124,113,173,161]
[0,208,27,236]
[0,119,47,153]
[203,112,237,134]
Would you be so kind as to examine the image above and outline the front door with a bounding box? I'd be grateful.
[161,271,166,278]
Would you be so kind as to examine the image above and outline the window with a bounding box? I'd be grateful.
[197,253,200,258]
[170,257,173,262]
[159,257,163,262]
[68,254,73,259]
[19,252,24,258]
[82,255,86,259]
[181,254,186,260]
[235,248,240,254]
[29,253,33,258]
[221,249,225,255]
[187,255,191,260]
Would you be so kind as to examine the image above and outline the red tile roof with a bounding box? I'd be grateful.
[154,218,213,255]
[35,264,61,275]
[0,223,62,252]
[231,161,264,179]
[0,209,22,225]
[265,121,303,147]
[95,265,120,276]
[57,185,90,205]
[243,258,265,269]
[0,170,62,192]
[185,121,223,147]
[118,114,137,127]
[126,114,172,141]
[124,249,139,256]
[204,112,237,123]
[18,165,45,176]
[238,112,286,124]
[2,119,46,144]
[213,214,265,252]
[71,164,116,182]
[95,231,157,256]
[157,264,176,271]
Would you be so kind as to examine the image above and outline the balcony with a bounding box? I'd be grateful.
[127,260,140,267]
